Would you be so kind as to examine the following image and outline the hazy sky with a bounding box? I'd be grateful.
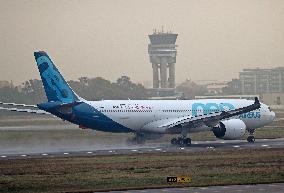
[0,0,284,85]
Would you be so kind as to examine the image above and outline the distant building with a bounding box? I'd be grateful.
[222,79,241,95]
[206,81,228,95]
[262,93,284,106]
[240,67,284,94]
[217,67,284,108]
[0,80,13,88]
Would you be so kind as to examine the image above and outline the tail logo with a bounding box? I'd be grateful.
[35,54,75,103]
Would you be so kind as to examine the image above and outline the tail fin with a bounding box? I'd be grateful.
[34,51,79,103]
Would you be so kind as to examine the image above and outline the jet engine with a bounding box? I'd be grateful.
[212,119,246,140]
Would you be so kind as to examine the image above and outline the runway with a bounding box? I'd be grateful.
[102,183,284,193]
[1,137,284,160]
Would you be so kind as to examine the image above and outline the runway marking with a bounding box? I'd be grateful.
[221,141,225,143]
[1,155,7,158]
[193,142,199,144]
[180,189,190,191]
[21,154,27,157]
[42,153,48,156]
[108,150,114,153]
[86,152,93,154]
[261,144,269,147]
[233,145,240,148]
[63,153,69,155]
[131,149,138,152]
[180,147,185,150]
[268,184,277,187]
[155,148,162,151]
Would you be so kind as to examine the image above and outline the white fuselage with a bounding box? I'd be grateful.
[85,99,275,134]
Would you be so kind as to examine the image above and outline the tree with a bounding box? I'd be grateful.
[176,79,207,99]
[0,76,149,105]
[21,79,46,104]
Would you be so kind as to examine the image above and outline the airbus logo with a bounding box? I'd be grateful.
[239,112,261,119]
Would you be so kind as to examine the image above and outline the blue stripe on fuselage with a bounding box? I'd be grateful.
[39,102,132,133]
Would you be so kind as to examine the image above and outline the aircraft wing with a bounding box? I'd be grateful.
[145,97,261,132]
[0,102,50,115]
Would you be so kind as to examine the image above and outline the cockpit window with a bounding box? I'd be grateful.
[268,106,271,112]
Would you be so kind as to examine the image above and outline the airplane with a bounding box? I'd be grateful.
[0,51,276,146]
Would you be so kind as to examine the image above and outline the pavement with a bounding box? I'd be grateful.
[0,137,283,160]
[1,125,283,192]
[101,183,284,193]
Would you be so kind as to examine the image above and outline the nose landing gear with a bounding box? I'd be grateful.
[247,129,255,143]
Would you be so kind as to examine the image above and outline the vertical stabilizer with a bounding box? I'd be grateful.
[34,51,79,103]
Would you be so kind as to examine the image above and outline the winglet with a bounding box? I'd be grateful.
[255,97,260,105]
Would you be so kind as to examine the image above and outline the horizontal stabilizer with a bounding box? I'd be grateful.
[0,102,37,108]
[0,107,50,114]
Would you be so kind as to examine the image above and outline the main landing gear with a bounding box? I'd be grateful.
[247,129,255,143]
[171,137,191,147]
[171,128,191,147]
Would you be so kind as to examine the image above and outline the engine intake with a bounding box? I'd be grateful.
[213,119,246,140]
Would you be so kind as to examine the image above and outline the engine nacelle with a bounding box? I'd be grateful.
[212,119,246,140]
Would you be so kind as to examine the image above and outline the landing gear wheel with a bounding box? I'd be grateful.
[177,137,185,146]
[171,138,178,145]
[184,138,191,146]
[171,137,192,147]
[247,136,255,143]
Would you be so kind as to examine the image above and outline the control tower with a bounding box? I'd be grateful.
[148,29,178,89]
